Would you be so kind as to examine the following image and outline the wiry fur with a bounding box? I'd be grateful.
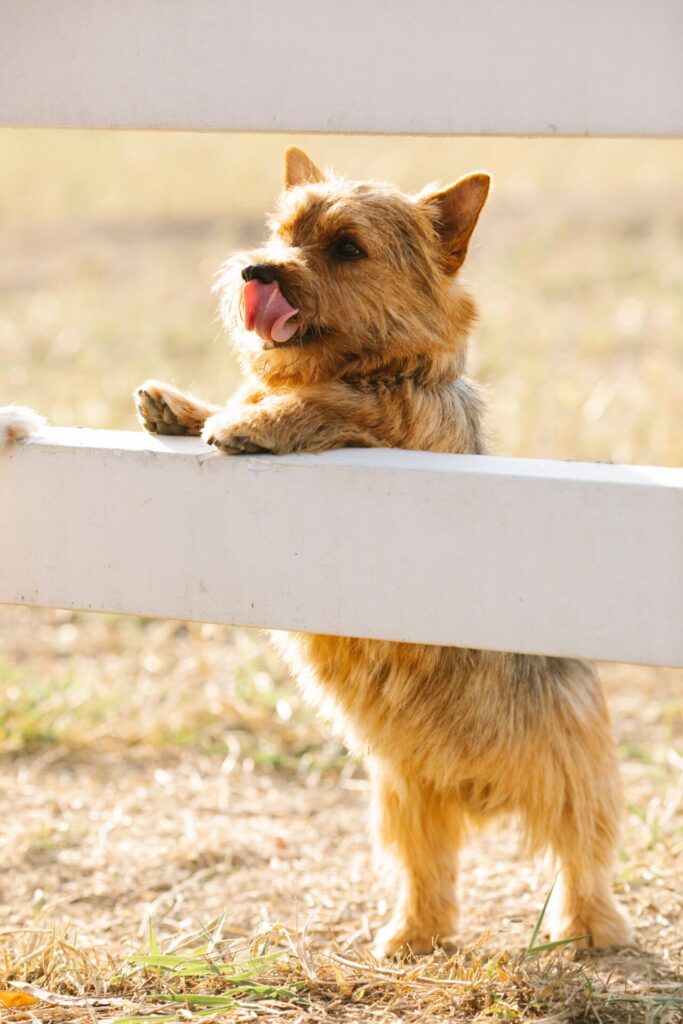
[135,148,632,957]
[0,405,45,449]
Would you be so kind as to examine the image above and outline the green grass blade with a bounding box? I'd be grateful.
[113,1013,227,1024]
[147,919,160,956]
[525,874,558,955]
[156,982,304,1004]
[156,993,237,1006]
[127,948,285,979]
[526,934,590,957]
[112,1016,182,1024]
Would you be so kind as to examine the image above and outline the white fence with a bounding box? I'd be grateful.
[1,0,682,136]
[0,430,681,668]
[1,1,682,669]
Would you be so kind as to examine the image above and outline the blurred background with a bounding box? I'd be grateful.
[0,133,681,954]
[2,132,682,461]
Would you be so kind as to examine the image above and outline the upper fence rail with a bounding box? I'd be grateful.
[1,0,682,137]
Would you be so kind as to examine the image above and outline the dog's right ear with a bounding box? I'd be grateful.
[284,147,325,188]
[419,173,490,273]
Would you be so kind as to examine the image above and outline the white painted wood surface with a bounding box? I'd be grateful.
[1,428,681,667]
[1,0,681,137]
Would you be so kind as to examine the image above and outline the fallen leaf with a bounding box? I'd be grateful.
[0,989,39,1007]
[8,982,129,1009]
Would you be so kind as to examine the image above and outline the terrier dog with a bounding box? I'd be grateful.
[7,147,632,957]
[133,149,632,956]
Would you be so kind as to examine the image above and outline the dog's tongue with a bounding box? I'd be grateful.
[243,280,299,344]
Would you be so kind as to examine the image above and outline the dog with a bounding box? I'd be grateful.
[3,147,633,958]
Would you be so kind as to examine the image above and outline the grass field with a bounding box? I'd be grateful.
[0,131,682,1023]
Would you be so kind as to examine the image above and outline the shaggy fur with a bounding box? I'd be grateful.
[0,405,45,449]
[135,148,632,957]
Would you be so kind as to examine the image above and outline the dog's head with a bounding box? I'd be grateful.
[216,148,489,384]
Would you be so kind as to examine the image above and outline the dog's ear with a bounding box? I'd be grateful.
[419,173,490,273]
[284,147,325,188]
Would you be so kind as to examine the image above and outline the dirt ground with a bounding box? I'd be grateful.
[0,609,681,1022]
[2,717,682,957]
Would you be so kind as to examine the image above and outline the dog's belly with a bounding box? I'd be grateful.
[272,630,607,820]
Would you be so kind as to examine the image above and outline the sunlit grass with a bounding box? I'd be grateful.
[0,612,348,773]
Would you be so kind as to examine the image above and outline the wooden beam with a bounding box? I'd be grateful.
[1,428,681,667]
[1,0,681,137]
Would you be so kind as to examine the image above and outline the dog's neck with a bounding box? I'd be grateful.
[244,340,468,391]
[340,348,467,390]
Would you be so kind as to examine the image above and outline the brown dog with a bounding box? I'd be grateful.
[135,147,632,957]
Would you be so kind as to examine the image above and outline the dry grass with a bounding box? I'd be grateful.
[0,131,682,1021]
[2,923,682,1024]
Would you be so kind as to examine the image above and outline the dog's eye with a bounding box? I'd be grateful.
[331,236,366,261]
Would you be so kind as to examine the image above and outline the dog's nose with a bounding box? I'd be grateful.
[241,264,277,284]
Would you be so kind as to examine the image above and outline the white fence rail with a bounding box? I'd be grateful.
[1,429,681,668]
[1,0,682,136]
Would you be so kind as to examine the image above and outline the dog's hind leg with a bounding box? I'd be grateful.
[135,380,220,436]
[526,670,634,951]
[545,764,634,950]
[370,765,463,958]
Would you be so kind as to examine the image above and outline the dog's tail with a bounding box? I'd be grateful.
[0,405,46,450]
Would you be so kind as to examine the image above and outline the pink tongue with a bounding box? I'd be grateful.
[243,279,299,344]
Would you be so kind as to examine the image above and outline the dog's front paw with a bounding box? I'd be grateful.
[202,412,274,455]
[0,405,46,450]
[135,380,212,437]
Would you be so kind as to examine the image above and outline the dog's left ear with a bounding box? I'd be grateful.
[284,147,325,188]
[419,173,490,273]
